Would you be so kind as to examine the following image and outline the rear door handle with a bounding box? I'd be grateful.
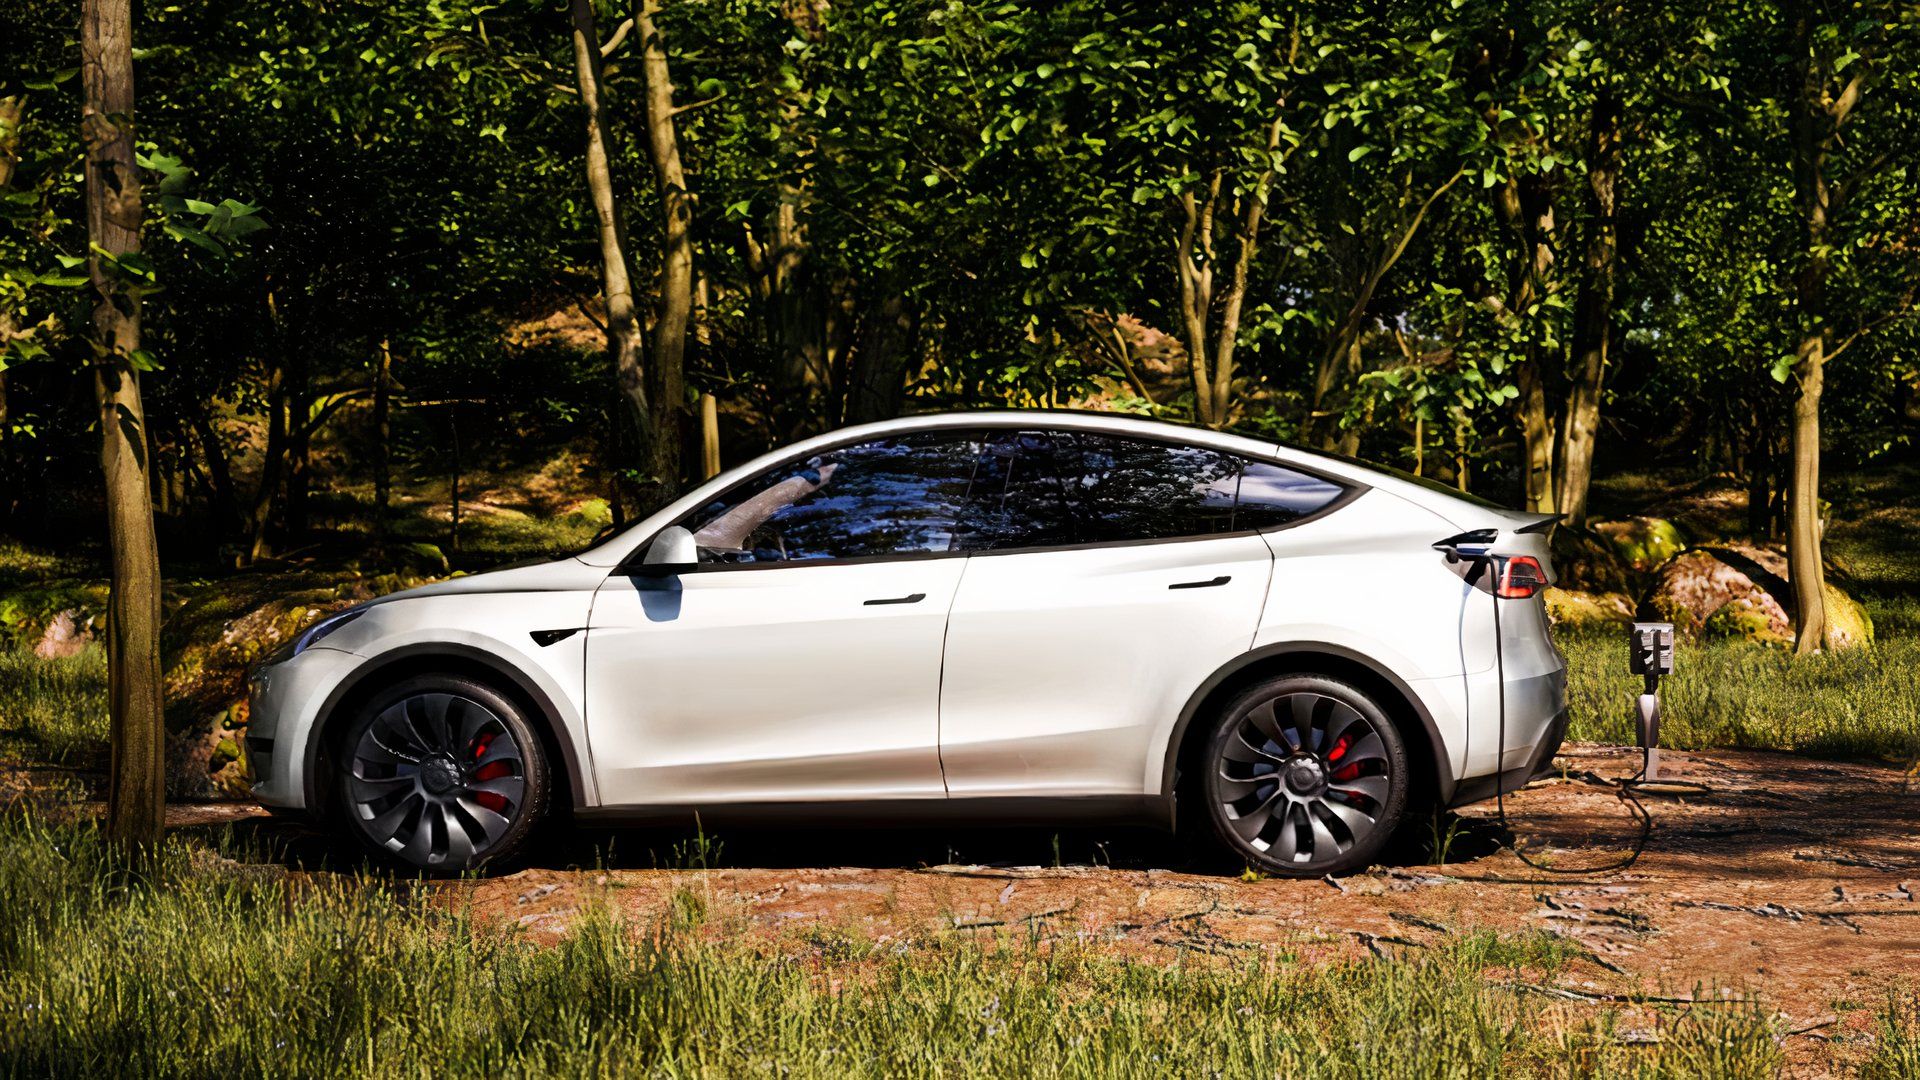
[1169,575,1231,590]
[864,592,926,606]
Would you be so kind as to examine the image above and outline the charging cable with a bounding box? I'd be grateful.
[1476,556,1710,877]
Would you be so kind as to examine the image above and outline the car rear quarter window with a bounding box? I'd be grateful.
[1232,460,1348,529]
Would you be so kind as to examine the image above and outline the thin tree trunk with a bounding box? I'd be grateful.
[1786,333,1825,652]
[187,404,239,535]
[449,404,462,555]
[1309,168,1464,447]
[568,0,650,439]
[284,353,312,541]
[0,95,22,451]
[846,292,917,423]
[637,0,690,499]
[1516,361,1556,514]
[246,354,287,564]
[83,0,164,850]
[699,392,720,479]
[1783,19,1862,654]
[373,338,392,539]
[1556,91,1621,526]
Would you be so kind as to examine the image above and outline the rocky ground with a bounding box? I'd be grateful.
[103,742,1918,1077]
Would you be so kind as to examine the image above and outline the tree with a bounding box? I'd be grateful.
[82,0,165,848]
[568,0,650,452]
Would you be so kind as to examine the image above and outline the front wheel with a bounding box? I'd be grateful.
[336,674,550,873]
[1199,675,1408,877]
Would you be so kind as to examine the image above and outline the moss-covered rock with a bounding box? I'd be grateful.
[1641,541,1871,653]
[1549,526,1636,595]
[1700,598,1793,647]
[162,568,441,800]
[1543,588,1635,631]
[1592,517,1687,572]
[1822,581,1874,650]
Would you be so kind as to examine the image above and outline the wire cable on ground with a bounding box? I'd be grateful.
[1482,559,1712,877]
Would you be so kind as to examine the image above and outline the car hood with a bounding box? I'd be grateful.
[369,557,610,606]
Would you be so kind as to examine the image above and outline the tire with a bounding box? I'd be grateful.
[335,674,550,873]
[1198,674,1409,877]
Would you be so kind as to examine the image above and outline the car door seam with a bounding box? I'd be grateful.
[934,555,971,796]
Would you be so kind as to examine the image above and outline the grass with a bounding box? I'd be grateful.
[0,814,1793,1078]
[1560,626,1920,760]
[0,645,109,765]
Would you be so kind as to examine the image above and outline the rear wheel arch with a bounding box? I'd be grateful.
[304,644,586,818]
[1164,643,1453,815]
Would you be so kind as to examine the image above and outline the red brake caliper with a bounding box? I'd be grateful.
[470,733,511,813]
[1326,735,1362,784]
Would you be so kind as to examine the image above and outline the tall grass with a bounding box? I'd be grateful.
[0,645,108,764]
[0,815,1787,1078]
[1560,626,1920,760]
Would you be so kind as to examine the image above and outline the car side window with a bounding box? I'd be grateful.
[1232,460,1347,529]
[684,433,983,564]
[1052,433,1241,543]
[951,431,1077,551]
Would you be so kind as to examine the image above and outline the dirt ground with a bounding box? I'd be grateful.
[51,743,1920,1075]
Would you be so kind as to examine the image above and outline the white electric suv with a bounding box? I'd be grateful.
[247,411,1567,876]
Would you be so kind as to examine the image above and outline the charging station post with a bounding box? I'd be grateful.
[1628,622,1674,781]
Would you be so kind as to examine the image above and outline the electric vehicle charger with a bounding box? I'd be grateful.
[1475,555,1713,877]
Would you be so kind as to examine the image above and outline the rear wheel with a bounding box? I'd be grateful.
[1199,674,1408,877]
[336,674,549,873]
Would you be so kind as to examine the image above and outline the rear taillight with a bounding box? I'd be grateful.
[1496,555,1548,600]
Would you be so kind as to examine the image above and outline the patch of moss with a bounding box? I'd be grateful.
[1701,600,1792,647]
[1543,588,1634,631]
[1593,516,1687,572]
[1822,582,1875,651]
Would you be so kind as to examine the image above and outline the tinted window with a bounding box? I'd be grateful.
[686,434,982,563]
[1233,461,1347,528]
[951,431,1077,551]
[1053,433,1241,543]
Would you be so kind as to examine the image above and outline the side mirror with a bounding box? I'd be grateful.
[635,525,698,575]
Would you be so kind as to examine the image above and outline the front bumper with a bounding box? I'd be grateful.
[246,645,364,811]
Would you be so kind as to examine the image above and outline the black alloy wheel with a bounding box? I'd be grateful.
[1201,675,1408,876]
[338,675,549,872]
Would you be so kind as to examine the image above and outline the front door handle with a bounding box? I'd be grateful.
[863,592,926,606]
[1169,575,1231,590]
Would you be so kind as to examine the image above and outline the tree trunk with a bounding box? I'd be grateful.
[1782,18,1862,654]
[637,0,690,499]
[187,404,239,536]
[449,404,462,554]
[283,353,312,542]
[1516,361,1556,513]
[1556,91,1621,526]
[568,0,650,441]
[373,338,392,539]
[83,0,165,850]
[699,392,720,479]
[846,292,917,423]
[0,95,21,454]
[1309,168,1464,448]
[1786,333,1826,653]
[245,355,287,564]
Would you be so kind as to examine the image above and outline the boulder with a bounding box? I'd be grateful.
[1591,516,1687,572]
[1641,542,1873,651]
[33,609,93,659]
[1543,587,1635,632]
[162,568,440,799]
[1549,525,1636,595]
